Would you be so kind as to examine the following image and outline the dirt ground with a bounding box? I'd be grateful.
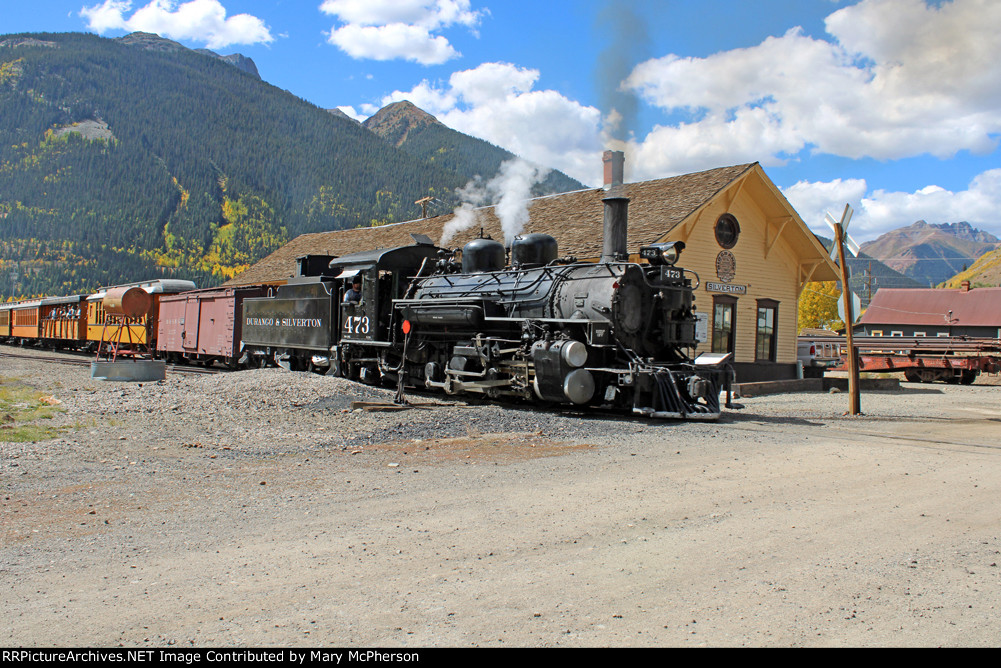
[2,352,1000,647]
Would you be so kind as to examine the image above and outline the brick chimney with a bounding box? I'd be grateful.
[603,150,624,190]
[961,280,971,292]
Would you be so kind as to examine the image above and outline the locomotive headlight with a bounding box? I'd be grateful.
[639,241,685,266]
[659,242,684,266]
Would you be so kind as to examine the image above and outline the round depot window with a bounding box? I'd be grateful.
[714,214,741,249]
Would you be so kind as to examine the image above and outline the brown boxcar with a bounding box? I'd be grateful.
[86,279,196,350]
[157,285,268,367]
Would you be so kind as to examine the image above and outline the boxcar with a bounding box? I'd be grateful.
[157,285,268,367]
[86,279,196,350]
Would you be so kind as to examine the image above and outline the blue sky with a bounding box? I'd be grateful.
[4,0,1001,243]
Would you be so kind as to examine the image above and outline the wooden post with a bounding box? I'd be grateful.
[834,206,861,415]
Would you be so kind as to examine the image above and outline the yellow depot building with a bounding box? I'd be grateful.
[229,153,838,382]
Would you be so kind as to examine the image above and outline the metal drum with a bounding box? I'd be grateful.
[103,287,152,318]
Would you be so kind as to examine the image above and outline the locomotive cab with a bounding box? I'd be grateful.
[328,242,443,382]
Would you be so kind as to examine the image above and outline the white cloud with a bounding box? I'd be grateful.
[321,0,484,65]
[783,169,1001,242]
[625,0,1001,177]
[378,62,604,184]
[80,0,273,49]
[328,24,457,65]
[319,0,482,30]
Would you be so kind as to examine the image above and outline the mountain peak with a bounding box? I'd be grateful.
[116,31,186,53]
[363,101,442,147]
[929,221,999,244]
[118,32,259,78]
[860,219,1001,286]
[194,49,260,79]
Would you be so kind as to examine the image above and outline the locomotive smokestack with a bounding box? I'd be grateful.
[601,150,628,262]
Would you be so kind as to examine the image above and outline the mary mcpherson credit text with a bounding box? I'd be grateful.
[2,651,420,665]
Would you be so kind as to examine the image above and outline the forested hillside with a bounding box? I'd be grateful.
[940,246,1001,288]
[0,32,580,299]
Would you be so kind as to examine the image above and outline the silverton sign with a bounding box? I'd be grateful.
[706,282,747,295]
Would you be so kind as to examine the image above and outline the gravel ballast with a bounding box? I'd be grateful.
[2,348,1000,647]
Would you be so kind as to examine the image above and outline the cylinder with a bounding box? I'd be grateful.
[103,287,152,318]
[601,195,629,262]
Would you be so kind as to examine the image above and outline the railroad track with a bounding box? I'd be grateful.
[0,349,222,375]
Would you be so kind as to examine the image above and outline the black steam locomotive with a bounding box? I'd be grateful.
[241,194,732,419]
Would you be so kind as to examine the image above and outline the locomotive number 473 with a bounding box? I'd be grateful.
[344,316,370,335]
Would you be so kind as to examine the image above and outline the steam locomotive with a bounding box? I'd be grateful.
[240,194,732,419]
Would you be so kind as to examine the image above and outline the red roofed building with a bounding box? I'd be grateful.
[857,283,1001,339]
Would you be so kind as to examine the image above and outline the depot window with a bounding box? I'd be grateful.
[714,213,741,249]
[755,299,778,362]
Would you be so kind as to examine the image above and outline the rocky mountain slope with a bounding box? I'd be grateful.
[859,220,1000,287]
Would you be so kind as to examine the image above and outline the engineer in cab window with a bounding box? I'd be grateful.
[343,278,362,303]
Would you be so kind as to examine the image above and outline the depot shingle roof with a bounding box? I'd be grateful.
[226,163,756,286]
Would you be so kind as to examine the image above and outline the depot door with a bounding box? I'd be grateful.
[712,296,736,355]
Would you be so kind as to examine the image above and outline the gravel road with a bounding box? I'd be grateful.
[2,348,1000,647]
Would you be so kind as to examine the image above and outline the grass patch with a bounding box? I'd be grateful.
[0,376,70,442]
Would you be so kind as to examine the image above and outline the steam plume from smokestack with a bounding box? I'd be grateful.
[594,3,651,163]
[440,158,551,246]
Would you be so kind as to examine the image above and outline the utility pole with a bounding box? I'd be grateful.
[863,260,877,310]
[415,197,434,219]
[832,204,861,415]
